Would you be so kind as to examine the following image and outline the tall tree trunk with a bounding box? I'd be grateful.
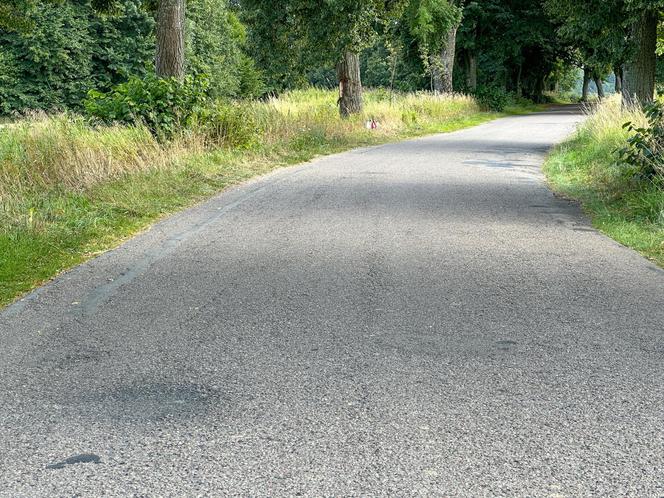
[582,67,591,102]
[337,51,362,117]
[515,62,523,97]
[593,76,605,99]
[155,0,185,79]
[466,52,477,91]
[622,10,657,105]
[431,53,443,93]
[614,66,623,93]
[534,74,545,103]
[437,22,459,93]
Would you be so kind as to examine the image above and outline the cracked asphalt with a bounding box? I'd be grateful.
[1,106,663,496]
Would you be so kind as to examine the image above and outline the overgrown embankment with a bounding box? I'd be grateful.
[1,89,523,307]
[544,97,664,266]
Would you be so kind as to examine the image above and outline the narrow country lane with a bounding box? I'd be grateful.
[1,106,662,496]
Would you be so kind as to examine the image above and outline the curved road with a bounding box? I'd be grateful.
[1,106,663,496]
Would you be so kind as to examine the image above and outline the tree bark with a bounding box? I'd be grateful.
[614,66,623,93]
[622,10,657,105]
[337,51,362,117]
[432,22,459,93]
[593,76,605,99]
[466,52,477,91]
[581,67,591,102]
[515,62,523,97]
[431,53,442,92]
[156,0,185,79]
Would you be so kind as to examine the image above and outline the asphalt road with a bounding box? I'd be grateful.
[1,106,663,496]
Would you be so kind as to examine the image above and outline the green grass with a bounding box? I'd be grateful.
[544,97,664,266]
[0,89,533,307]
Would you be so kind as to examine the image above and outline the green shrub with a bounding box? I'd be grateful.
[197,101,260,148]
[618,101,664,180]
[0,0,153,115]
[474,86,511,112]
[84,75,210,139]
[236,54,266,99]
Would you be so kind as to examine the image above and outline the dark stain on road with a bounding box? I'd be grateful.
[46,453,101,470]
[496,340,517,351]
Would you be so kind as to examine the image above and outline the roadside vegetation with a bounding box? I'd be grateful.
[545,97,664,266]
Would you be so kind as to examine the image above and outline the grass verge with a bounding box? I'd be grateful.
[544,97,664,266]
[1,89,531,307]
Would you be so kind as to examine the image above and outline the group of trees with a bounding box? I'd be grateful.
[545,0,662,105]
[0,0,662,117]
[0,0,260,114]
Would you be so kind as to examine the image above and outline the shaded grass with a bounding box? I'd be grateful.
[544,97,664,266]
[1,89,528,307]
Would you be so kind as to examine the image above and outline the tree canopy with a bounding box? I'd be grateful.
[0,0,662,115]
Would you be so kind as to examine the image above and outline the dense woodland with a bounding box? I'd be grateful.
[0,0,662,117]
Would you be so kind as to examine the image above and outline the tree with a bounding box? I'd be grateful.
[88,0,187,80]
[187,0,263,98]
[622,5,660,104]
[545,0,624,102]
[455,0,564,102]
[406,0,462,92]
[243,0,406,116]
[155,0,185,78]
[547,0,662,105]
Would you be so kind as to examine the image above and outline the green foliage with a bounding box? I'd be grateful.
[0,1,94,113]
[85,75,210,139]
[544,0,625,77]
[474,86,511,112]
[406,0,460,53]
[89,0,155,91]
[0,0,37,31]
[0,0,263,115]
[243,0,408,92]
[359,40,427,92]
[0,0,153,114]
[619,102,664,179]
[236,54,266,98]
[455,0,567,101]
[186,0,264,98]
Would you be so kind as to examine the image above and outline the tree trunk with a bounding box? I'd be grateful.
[466,52,477,91]
[155,0,185,79]
[432,22,459,93]
[582,67,591,102]
[534,74,545,103]
[431,53,442,93]
[440,23,459,92]
[614,66,623,93]
[593,76,605,99]
[622,10,657,105]
[337,51,362,117]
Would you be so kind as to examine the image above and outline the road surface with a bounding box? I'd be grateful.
[1,106,663,496]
